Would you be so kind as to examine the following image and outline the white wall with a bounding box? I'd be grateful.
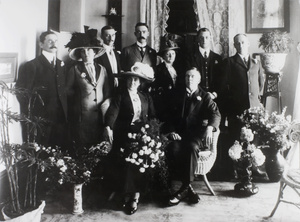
[229,0,299,117]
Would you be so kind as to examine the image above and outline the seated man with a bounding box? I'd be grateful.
[165,67,221,206]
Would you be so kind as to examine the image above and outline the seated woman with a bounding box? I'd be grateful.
[103,62,155,215]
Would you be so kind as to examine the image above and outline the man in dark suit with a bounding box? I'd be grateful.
[165,68,221,206]
[16,31,68,148]
[186,28,222,100]
[95,25,121,91]
[223,33,264,141]
[121,22,157,72]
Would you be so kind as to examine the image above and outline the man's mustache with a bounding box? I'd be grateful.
[50,46,57,49]
[138,37,146,40]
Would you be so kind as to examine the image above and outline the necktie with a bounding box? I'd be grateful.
[243,57,248,68]
[204,51,208,59]
[139,47,145,57]
[51,58,56,69]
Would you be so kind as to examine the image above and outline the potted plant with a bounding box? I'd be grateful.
[0,81,47,221]
[258,30,293,73]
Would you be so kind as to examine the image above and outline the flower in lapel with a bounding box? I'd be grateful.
[196,96,202,101]
[81,72,87,78]
[61,61,65,67]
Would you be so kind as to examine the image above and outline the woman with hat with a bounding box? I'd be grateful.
[65,26,112,148]
[151,34,185,122]
[103,62,155,215]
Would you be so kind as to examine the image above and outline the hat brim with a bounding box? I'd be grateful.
[159,46,180,55]
[116,71,154,82]
[69,47,106,61]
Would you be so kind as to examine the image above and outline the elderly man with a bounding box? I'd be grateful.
[16,31,68,148]
[95,25,121,90]
[165,67,221,206]
[121,22,157,72]
[223,33,264,141]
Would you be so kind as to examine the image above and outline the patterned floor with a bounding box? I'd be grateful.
[41,180,300,222]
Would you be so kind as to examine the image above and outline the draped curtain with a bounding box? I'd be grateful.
[140,0,228,57]
[140,0,170,52]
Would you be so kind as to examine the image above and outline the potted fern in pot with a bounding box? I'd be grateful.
[259,30,293,74]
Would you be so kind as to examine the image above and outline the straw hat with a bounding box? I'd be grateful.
[118,62,154,82]
[66,26,105,61]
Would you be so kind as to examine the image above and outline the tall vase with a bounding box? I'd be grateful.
[73,183,84,214]
[264,149,285,182]
[234,159,259,196]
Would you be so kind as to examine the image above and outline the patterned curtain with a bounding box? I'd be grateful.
[193,0,229,58]
[140,0,170,52]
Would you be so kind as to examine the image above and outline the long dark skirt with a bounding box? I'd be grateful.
[103,122,147,194]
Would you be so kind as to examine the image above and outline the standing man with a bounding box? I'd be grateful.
[186,28,222,100]
[223,33,264,141]
[121,22,157,72]
[95,25,121,91]
[16,31,68,148]
[165,68,221,206]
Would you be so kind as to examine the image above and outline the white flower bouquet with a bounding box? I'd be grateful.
[120,119,169,174]
[43,141,111,185]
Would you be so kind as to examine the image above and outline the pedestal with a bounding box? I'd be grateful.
[261,72,282,113]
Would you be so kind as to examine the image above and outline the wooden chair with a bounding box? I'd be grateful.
[194,129,220,196]
[270,120,300,217]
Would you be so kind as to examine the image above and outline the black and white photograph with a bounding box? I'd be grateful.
[0,0,300,221]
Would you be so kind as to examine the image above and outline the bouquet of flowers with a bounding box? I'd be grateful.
[228,127,266,195]
[120,119,169,174]
[229,127,266,167]
[42,141,111,185]
[238,106,292,152]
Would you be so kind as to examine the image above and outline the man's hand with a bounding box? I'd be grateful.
[208,92,217,100]
[169,132,182,141]
[203,126,214,146]
[104,126,114,144]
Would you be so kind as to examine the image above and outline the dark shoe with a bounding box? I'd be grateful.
[124,198,139,215]
[188,184,200,204]
[168,185,189,206]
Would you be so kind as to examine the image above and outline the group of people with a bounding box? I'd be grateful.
[15,22,264,215]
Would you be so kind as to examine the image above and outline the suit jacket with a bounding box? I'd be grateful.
[186,49,223,94]
[15,54,67,146]
[167,87,221,139]
[66,62,112,145]
[16,54,67,121]
[95,49,121,89]
[121,43,157,71]
[105,90,155,132]
[223,53,264,116]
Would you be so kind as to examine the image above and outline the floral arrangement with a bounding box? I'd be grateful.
[229,127,266,195]
[238,106,292,152]
[43,141,111,185]
[120,119,168,174]
[229,127,266,167]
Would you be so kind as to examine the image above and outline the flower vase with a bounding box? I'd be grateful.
[264,149,285,182]
[73,183,84,214]
[234,159,259,196]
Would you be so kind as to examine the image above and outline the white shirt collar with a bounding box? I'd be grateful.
[186,87,197,96]
[103,44,113,51]
[42,50,56,63]
[199,47,210,57]
[238,53,250,61]
[136,41,147,48]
